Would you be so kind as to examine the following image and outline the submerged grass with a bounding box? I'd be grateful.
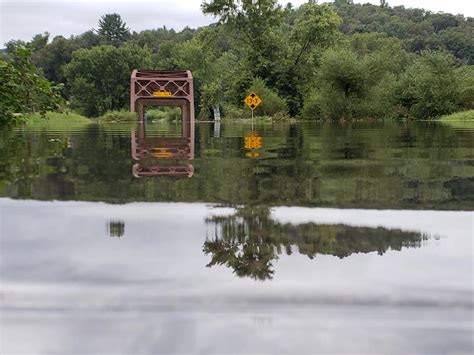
[22,111,92,129]
[97,110,137,123]
[438,110,474,129]
[439,110,474,121]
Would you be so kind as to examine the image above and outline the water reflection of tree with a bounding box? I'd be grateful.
[203,207,430,280]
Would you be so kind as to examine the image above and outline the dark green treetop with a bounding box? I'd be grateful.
[97,13,131,46]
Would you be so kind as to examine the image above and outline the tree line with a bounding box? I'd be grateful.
[1,0,473,124]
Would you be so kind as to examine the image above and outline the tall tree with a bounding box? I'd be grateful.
[201,0,284,79]
[29,32,50,52]
[97,13,130,46]
[396,51,459,119]
[0,45,63,123]
[64,44,152,116]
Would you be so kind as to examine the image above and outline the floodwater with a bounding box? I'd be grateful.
[0,121,473,354]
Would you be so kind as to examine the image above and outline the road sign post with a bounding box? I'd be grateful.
[244,92,262,118]
[244,92,262,130]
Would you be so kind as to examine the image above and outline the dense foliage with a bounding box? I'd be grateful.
[1,1,473,122]
[64,44,152,116]
[334,1,474,64]
[0,46,63,124]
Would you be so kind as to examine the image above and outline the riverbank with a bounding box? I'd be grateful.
[21,112,92,129]
[439,110,474,121]
[17,109,474,129]
[437,110,474,128]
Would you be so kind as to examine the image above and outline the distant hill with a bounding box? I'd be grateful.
[334,1,473,63]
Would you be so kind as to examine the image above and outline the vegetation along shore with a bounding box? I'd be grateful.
[1,1,473,125]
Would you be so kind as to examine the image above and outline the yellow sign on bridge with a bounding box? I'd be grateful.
[152,91,172,97]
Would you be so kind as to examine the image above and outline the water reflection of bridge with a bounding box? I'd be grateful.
[131,122,194,177]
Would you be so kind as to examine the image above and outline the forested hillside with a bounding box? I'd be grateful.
[1,0,473,123]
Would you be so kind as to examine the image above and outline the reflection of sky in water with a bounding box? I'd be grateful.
[1,199,473,354]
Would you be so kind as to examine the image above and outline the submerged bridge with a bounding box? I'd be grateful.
[130,70,195,178]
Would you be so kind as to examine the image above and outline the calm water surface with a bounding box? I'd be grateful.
[1,121,473,354]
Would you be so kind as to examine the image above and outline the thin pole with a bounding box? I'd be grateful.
[251,109,254,131]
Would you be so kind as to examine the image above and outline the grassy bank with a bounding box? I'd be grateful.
[97,110,137,123]
[97,109,180,123]
[21,112,93,129]
[438,110,474,128]
[439,110,474,121]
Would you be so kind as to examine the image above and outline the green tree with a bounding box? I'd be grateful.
[290,2,341,67]
[201,0,284,80]
[5,39,27,56]
[76,30,101,48]
[247,77,288,117]
[0,46,63,124]
[97,13,131,46]
[29,32,50,52]
[455,65,474,110]
[332,0,473,63]
[426,26,474,64]
[314,47,370,119]
[202,1,342,116]
[64,44,152,116]
[304,39,404,120]
[396,51,459,119]
[32,36,80,84]
[277,1,341,114]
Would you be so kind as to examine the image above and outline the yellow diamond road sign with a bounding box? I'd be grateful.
[244,92,262,111]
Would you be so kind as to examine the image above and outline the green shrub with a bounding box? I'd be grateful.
[396,51,459,119]
[222,103,248,120]
[301,94,322,120]
[146,107,181,121]
[98,110,137,123]
[455,66,474,110]
[357,73,397,118]
[247,77,288,117]
[309,46,401,120]
[64,44,152,117]
[439,110,474,121]
[145,109,167,121]
[0,46,64,125]
[315,47,369,119]
[22,111,92,128]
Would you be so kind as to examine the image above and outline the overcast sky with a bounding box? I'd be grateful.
[1,0,473,45]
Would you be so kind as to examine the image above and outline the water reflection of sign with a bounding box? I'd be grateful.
[244,132,262,150]
[244,131,262,159]
[245,152,260,158]
[244,92,262,111]
[151,148,177,158]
